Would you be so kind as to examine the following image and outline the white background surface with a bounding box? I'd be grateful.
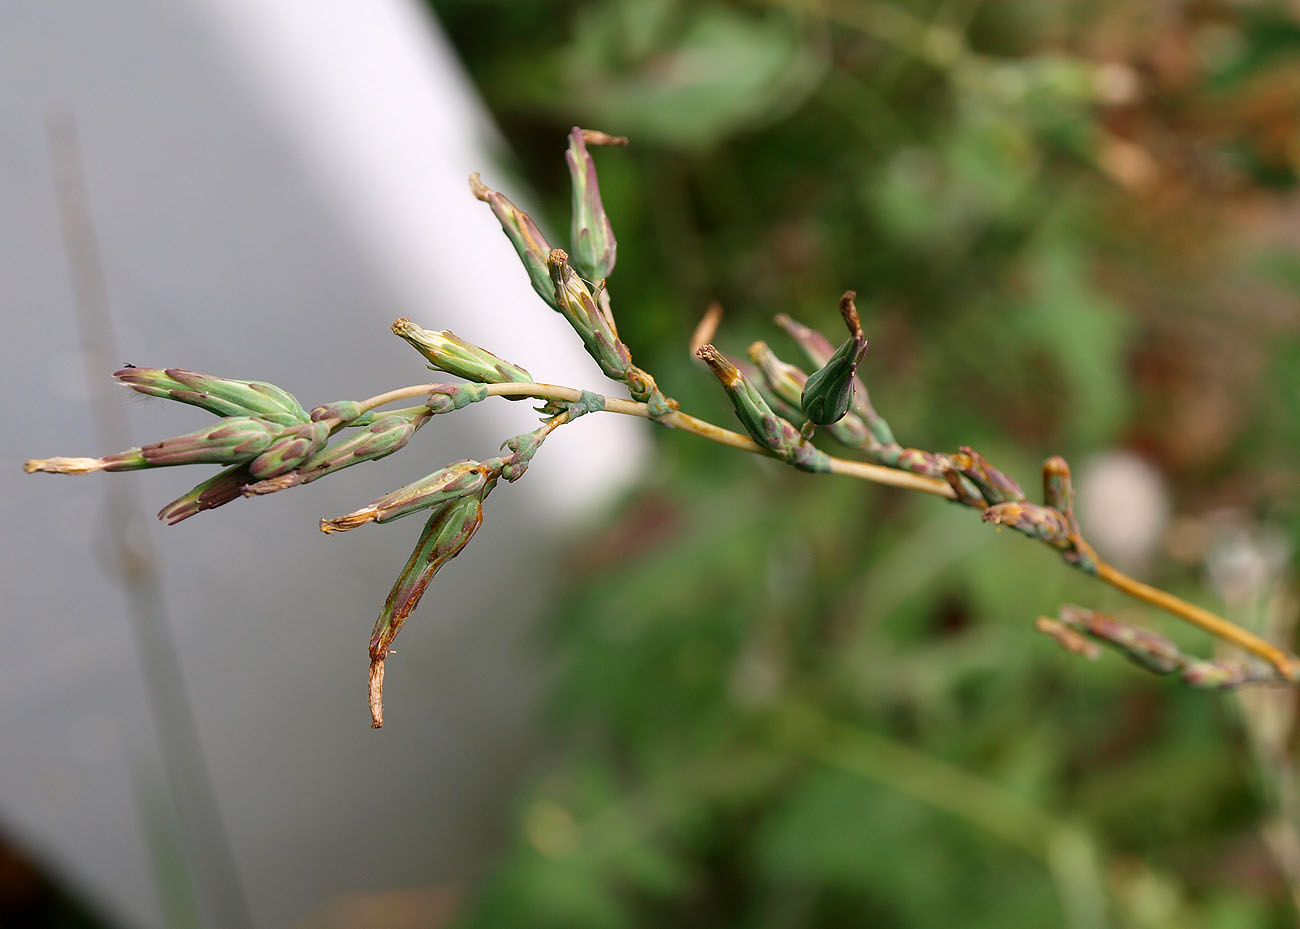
[0,1,645,926]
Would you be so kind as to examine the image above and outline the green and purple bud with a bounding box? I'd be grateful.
[367,489,490,727]
[946,447,1026,505]
[548,247,630,380]
[748,340,873,447]
[113,367,308,427]
[320,459,488,533]
[469,173,557,309]
[566,126,624,283]
[247,410,432,495]
[310,401,365,425]
[775,311,895,447]
[157,463,254,525]
[1057,604,1186,675]
[800,292,870,426]
[35,416,284,474]
[247,420,331,480]
[391,318,532,384]
[425,382,491,415]
[982,501,1073,548]
[696,344,829,473]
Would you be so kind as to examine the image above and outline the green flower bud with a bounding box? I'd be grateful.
[246,420,331,480]
[157,463,253,525]
[1057,604,1186,675]
[392,318,532,384]
[748,340,873,447]
[367,489,490,727]
[696,344,829,473]
[320,459,488,533]
[113,367,308,427]
[469,173,557,309]
[566,126,624,283]
[800,292,869,426]
[548,248,630,381]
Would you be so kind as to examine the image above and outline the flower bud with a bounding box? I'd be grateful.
[114,367,308,427]
[982,501,1073,548]
[696,344,829,473]
[566,126,623,282]
[367,490,490,727]
[947,447,1025,505]
[157,463,253,525]
[260,411,429,491]
[135,416,282,468]
[800,292,869,426]
[1058,604,1185,675]
[247,420,331,480]
[548,248,630,380]
[748,340,873,447]
[469,173,557,309]
[392,318,532,384]
[320,459,488,533]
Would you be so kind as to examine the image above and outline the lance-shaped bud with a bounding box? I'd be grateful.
[946,447,1026,505]
[469,173,557,309]
[368,488,491,727]
[28,416,284,474]
[392,318,532,384]
[566,126,624,283]
[247,420,331,480]
[1057,604,1186,675]
[320,459,488,533]
[157,463,253,525]
[246,410,432,495]
[801,292,870,426]
[749,340,873,447]
[775,313,896,447]
[547,248,628,378]
[982,501,1073,548]
[696,345,830,473]
[113,368,308,427]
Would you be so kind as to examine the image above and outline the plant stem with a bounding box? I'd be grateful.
[355,380,1299,677]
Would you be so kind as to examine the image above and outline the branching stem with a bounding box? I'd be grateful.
[355,380,1299,679]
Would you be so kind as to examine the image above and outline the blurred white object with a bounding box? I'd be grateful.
[0,1,645,927]
[1203,512,1292,609]
[1075,451,1170,572]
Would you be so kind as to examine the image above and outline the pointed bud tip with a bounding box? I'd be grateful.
[578,128,629,147]
[369,658,385,729]
[321,509,376,534]
[24,457,105,474]
[468,173,489,202]
[696,344,742,386]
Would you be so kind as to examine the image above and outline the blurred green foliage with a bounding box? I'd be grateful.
[433,1,1300,926]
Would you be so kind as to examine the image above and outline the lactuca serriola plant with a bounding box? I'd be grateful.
[25,126,1300,729]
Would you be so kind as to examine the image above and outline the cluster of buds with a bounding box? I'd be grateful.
[28,124,1299,728]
